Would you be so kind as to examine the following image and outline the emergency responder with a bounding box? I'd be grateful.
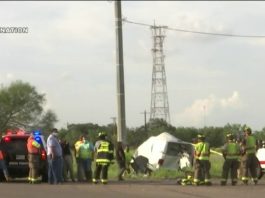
[220,133,240,186]
[78,135,94,182]
[74,135,84,182]
[27,131,41,184]
[241,127,258,185]
[177,170,194,186]
[124,145,132,175]
[93,132,114,184]
[193,134,211,186]
[116,142,126,181]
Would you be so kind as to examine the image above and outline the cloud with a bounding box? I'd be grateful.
[220,91,242,108]
[60,71,73,81]
[175,91,243,127]
[6,73,14,80]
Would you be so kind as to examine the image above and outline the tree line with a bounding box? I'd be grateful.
[59,119,265,149]
[1,80,265,149]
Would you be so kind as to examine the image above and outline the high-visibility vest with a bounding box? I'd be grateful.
[27,136,41,154]
[96,141,113,163]
[245,135,256,154]
[195,142,210,160]
[79,141,93,159]
[225,141,240,160]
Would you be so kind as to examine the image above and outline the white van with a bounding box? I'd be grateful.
[133,132,194,171]
[256,145,265,178]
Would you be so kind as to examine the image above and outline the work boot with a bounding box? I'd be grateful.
[92,178,98,184]
[220,181,226,186]
[102,181,108,185]
[205,181,212,186]
[118,176,124,181]
[231,181,237,186]
[242,180,248,185]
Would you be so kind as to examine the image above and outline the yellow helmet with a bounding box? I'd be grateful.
[197,134,205,140]
[98,131,107,138]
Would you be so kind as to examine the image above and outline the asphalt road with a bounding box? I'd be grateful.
[1,178,265,198]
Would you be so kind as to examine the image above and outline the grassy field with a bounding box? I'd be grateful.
[69,151,225,180]
[107,154,224,180]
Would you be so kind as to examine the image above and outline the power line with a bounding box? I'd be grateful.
[122,18,265,38]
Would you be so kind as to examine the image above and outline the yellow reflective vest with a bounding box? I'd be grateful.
[195,142,210,160]
[95,140,114,164]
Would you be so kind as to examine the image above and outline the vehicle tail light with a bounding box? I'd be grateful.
[158,159,164,166]
[260,161,265,165]
[3,136,11,142]
[41,149,46,161]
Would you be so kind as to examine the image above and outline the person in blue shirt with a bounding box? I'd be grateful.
[47,128,63,184]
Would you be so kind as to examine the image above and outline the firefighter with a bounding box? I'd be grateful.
[93,132,114,184]
[193,134,211,186]
[177,170,194,186]
[241,127,258,185]
[27,131,41,184]
[220,133,240,186]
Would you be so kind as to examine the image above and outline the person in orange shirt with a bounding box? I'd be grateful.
[27,132,41,184]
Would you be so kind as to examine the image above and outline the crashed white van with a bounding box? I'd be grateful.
[132,132,194,172]
[256,145,265,178]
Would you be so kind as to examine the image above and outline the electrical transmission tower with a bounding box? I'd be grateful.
[150,25,171,124]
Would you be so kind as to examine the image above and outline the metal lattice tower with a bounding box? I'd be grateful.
[150,25,171,124]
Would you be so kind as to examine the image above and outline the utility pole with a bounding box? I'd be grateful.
[140,110,149,133]
[203,105,206,127]
[110,117,117,144]
[114,0,126,143]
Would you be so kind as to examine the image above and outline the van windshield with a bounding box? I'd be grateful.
[166,142,192,156]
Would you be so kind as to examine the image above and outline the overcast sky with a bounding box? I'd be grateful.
[1,1,265,130]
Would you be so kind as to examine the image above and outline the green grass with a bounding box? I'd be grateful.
[108,153,224,180]
[70,150,225,180]
[210,153,224,178]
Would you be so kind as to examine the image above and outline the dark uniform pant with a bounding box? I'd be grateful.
[222,159,239,182]
[94,162,109,183]
[28,154,40,182]
[241,153,258,182]
[194,160,211,183]
[117,160,126,180]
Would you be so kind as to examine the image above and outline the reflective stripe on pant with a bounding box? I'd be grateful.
[241,153,258,181]
[93,163,109,183]
[28,154,40,181]
[194,159,211,182]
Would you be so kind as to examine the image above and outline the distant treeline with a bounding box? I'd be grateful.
[58,119,265,149]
